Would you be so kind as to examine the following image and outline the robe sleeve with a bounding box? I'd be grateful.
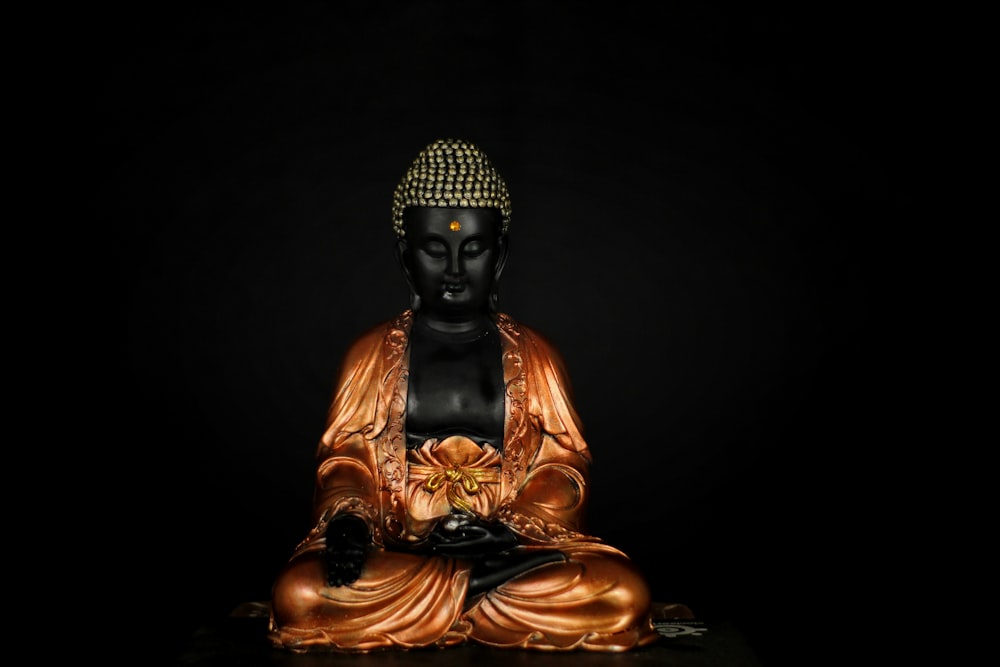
[297,323,392,553]
[499,324,600,544]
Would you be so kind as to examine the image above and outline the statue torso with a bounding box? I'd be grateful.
[405,319,505,450]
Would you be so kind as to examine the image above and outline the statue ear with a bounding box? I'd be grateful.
[395,237,410,273]
[493,235,509,283]
[489,236,509,313]
[396,236,414,275]
[395,238,421,311]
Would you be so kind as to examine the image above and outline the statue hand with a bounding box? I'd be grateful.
[324,515,370,587]
[468,549,566,596]
[428,512,518,557]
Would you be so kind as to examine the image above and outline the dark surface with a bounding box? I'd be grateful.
[176,604,761,667]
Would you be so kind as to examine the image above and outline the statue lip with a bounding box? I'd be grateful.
[443,281,466,293]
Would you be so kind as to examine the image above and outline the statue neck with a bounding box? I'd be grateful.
[412,311,493,341]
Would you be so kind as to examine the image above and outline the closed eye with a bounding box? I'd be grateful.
[462,239,489,257]
[420,240,447,259]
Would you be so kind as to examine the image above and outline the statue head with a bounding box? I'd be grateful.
[393,139,511,319]
[391,138,511,240]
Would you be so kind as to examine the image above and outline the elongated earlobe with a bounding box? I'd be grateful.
[395,238,421,311]
[490,236,508,313]
[489,234,510,313]
[494,236,509,282]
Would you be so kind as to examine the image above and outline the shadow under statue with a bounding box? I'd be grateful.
[268,138,693,653]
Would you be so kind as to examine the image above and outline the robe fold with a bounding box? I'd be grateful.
[269,310,661,652]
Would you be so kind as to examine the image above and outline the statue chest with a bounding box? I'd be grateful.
[404,324,505,448]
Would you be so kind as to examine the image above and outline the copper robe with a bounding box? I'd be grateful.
[268,310,660,652]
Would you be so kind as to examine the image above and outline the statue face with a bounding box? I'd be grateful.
[402,207,504,319]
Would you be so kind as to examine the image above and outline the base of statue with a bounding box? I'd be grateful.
[172,601,762,666]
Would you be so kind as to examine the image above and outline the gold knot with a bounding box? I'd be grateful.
[418,464,499,513]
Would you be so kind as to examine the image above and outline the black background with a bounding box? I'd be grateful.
[104,2,917,664]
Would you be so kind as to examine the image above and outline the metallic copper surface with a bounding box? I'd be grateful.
[269,310,666,652]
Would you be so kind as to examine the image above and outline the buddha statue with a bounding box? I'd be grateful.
[268,138,687,652]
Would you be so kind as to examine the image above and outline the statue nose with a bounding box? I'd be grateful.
[447,248,465,276]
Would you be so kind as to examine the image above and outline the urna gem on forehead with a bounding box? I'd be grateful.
[401,206,504,236]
